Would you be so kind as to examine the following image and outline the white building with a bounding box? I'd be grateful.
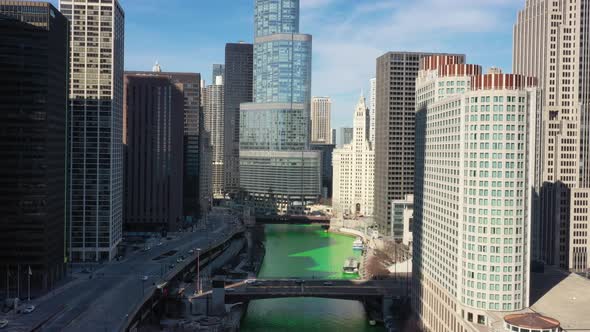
[311,97,332,144]
[369,78,376,143]
[413,55,539,331]
[203,76,225,198]
[513,0,590,272]
[391,194,413,247]
[332,94,374,217]
[60,0,125,262]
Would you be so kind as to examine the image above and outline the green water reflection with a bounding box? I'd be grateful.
[240,224,384,332]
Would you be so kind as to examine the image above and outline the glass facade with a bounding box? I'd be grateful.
[255,0,299,37]
[239,0,320,212]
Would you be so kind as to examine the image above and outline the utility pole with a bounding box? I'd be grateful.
[196,248,201,294]
[27,266,31,302]
[6,265,9,299]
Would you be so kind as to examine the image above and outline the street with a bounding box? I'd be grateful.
[0,212,238,332]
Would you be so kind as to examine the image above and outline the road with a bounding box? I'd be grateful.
[0,212,239,332]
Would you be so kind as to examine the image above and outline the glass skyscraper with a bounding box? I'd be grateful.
[240,0,320,214]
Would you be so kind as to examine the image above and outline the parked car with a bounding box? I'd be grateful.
[323,281,334,286]
[23,305,35,314]
[225,288,236,292]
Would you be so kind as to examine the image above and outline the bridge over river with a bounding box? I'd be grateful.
[221,278,409,303]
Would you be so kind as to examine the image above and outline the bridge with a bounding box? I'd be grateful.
[222,278,409,303]
[254,215,331,225]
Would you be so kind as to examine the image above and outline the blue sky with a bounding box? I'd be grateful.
[47,0,525,128]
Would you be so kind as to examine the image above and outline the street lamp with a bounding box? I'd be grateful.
[196,248,202,294]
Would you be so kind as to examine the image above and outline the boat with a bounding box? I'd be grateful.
[352,237,364,250]
[343,257,359,274]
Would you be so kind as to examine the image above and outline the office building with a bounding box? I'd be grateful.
[203,76,225,198]
[374,51,465,238]
[239,0,321,215]
[311,97,332,144]
[413,55,538,331]
[369,78,376,143]
[513,0,590,272]
[126,68,202,223]
[0,1,68,290]
[392,195,414,249]
[212,64,224,83]
[224,42,253,196]
[60,0,125,262]
[337,127,353,148]
[311,143,335,199]
[332,94,374,217]
[123,74,184,233]
[332,129,337,147]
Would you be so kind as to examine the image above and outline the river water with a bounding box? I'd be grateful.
[240,224,385,332]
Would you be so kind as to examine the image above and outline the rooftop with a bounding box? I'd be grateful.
[504,313,559,329]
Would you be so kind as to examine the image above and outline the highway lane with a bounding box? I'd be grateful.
[0,212,238,332]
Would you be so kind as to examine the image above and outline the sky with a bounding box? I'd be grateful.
[45,0,525,129]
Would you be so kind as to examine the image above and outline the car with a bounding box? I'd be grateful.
[225,288,236,292]
[141,276,148,281]
[188,250,194,254]
[245,279,256,284]
[81,268,91,274]
[23,305,35,314]
[295,279,305,285]
[157,242,163,246]
[169,264,175,269]
[0,320,8,329]
[176,258,183,263]
[323,281,334,286]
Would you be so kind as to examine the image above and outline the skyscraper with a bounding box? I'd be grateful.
[337,127,353,148]
[369,78,376,143]
[311,97,332,144]
[224,42,253,196]
[332,128,337,147]
[60,0,125,262]
[239,0,321,214]
[212,64,224,83]
[203,76,225,198]
[0,1,68,290]
[374,51,465,239]
[123,74,184,233]
[513,0,590,272]
[413,55,538,331]
[126,68,202,223]
[332,94,374,217]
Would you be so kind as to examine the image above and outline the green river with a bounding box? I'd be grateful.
[241,224,385,332]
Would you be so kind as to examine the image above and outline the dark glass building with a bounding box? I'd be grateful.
[224,42,253,196]
[311,144,335,200]
[126,70,203,223]
[0,1,68,291]
[123,74,184,233]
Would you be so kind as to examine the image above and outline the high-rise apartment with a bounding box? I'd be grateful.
[203,76,225,198]
[413,55,538,331]
[311,97,332,144]
[224,42,253,196]
[0,1,68,290]
[60,0,125,262]
[332,94,374,217]
[126,68,202,223]
[239,0,321,214]
[123,74,184,233]
[513,0,590,272]
[369,78,376,143]
[374,51,465,239]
